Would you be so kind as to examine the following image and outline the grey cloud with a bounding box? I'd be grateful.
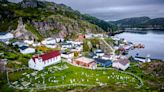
[9,0,164,21]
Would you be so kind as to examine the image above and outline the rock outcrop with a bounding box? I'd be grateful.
[1,0,110,40]
[13,18,36,40]
[20,0,38,8]
[29,15,103,39]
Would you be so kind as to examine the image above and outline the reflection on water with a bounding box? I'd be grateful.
[125,31,148,35]
[115,30,164,60]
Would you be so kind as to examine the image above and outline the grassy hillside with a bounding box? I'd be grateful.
[111,17,164,29]
[25,23,43,41]
[0,0,116,37]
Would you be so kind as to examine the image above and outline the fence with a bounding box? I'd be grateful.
[6,63,143,90]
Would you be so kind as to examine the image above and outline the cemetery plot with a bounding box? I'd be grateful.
[8,62,141,90]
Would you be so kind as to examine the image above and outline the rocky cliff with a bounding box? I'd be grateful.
[0,0,114,40]
[30,15,103,39]
[13,18,37,40]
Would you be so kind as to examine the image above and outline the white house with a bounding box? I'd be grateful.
[61,52,74,62]
[24,40,34,45]
[134,57,151,63]
[71,41,83,46]
[85,34,93,39]
[45,44,57,49]
[92,34,104,38]
[13,41,28,47]
[66,41,73,43]
[42,38,57,48]
[19,46,35,54]
[32,42,41,47]
[112,59,130,70]
[102,55,113,60]
[56,38,64,43]
[70,45,83,52]
[61,52,74,59]
[94,49,105,57]
[28,50,61,71]
[41,38,56,45]
[61,43,72,50]
[0,32,14,41]
[62,41,83,52]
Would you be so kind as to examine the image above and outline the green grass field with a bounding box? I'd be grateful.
[8,62,140,90]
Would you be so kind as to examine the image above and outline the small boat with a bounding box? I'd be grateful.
[133,44,145,48]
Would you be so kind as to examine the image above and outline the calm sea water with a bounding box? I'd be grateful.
[115,30,164,60]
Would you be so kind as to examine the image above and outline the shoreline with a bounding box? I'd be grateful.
[108,28,164,36]
[110,30,164,62]
[110,29,164,36]
[124,28,164,30]
[110,30,125,36]
[132,56,164,62]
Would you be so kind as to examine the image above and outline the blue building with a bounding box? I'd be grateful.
[95,58,112,67]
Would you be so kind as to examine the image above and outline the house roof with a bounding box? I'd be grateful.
[61,43,72,46]
[116,59,129,66]
[0,32,8,35]
[32,50,60,62]
[75,57,95,64]
[61,52,73,55]
[13,41,28,47]
[95,58,112,65]
[102,54,112,58]
[94,49,104,53]
[20,46,28,50]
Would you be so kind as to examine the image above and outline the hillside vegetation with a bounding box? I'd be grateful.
[110,16,164,29]
[0,0,116,40]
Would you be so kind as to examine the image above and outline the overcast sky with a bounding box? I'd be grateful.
[10,0,164,21]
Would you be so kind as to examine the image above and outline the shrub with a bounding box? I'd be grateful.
[83,40,90,52]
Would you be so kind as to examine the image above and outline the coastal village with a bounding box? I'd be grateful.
[0,31,150,71]
[0,29,150,90]
[0,0,164,91]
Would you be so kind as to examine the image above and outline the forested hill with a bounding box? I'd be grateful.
[0,0,116,40]
[110,16,164,29]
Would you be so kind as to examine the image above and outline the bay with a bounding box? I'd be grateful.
[115,30,164,60]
